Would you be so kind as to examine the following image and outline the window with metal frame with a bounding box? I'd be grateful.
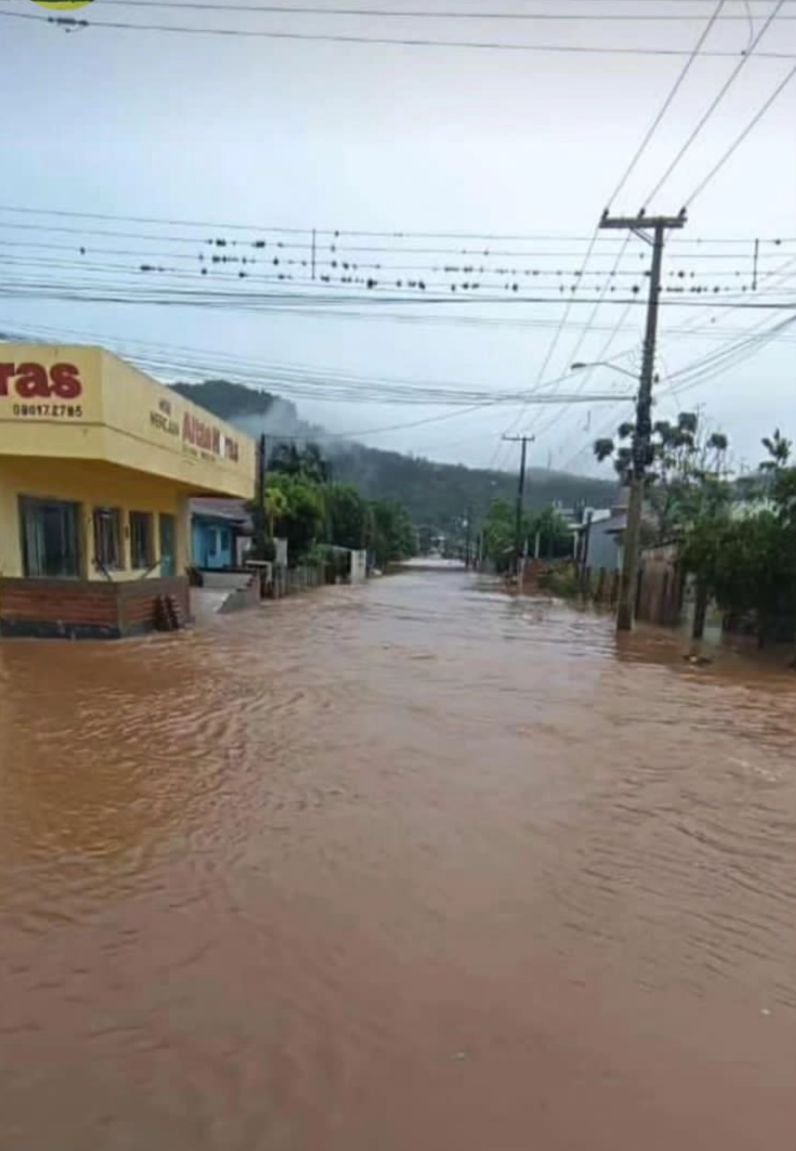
[93,507,124,572]
[19,497,82,579]
[129,511,155,570]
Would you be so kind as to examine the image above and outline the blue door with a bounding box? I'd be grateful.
[191,520,233,570]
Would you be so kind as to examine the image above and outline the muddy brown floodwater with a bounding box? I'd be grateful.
[2,571,796,1150]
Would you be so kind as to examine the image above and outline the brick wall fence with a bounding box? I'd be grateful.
[0,576,191,640]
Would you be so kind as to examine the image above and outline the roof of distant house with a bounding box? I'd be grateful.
[574,508,619,533]
[191,498,252,528]
[600,512,627,535]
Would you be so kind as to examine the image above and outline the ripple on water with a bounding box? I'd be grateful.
[2,573,796,1148]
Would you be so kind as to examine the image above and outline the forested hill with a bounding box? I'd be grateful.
[172,379,617,529]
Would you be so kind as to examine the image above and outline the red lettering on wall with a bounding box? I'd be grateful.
[0,363,84,402]
[182,411,231,457]
[15,363,50,399]
[49,362,82,399]
[0,364,15,397]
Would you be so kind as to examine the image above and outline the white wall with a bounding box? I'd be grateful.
[349,550,368,584]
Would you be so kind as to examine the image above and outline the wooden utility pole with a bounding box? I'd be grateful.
[254,432,268,560]
[502,434,534,578]
[599,209,686,631]
[580,509,593,592]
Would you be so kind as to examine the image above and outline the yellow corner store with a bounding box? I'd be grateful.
[0,345,255,638]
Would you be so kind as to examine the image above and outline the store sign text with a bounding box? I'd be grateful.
[150,396,179,437]
[0,362,83,400]
[182,412,240,462]
[0,362,84,419]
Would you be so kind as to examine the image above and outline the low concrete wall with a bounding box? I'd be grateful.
[200,570,253,592]
[285,565,324,594]
[218,573,260,614]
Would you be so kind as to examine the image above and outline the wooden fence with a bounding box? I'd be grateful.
[580,545,684,626]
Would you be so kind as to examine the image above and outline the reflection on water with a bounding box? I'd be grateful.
[1,573,796,1150]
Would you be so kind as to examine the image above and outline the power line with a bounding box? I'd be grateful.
[73,0,796,20]
[559,296,796,471]
[4,5,796,57]
[530,301,638,446]
[643,0,787,206]
[3,244,791,298]
[0,204,793,250]
[544,0,787,471]
[2,278,794,308]
[547,248,796,471]
[685,62,796,205]
[7,231,794,271]
[0,315,631,404]
[495,0,727,468]
[668,312,796,394]
[3,224,795,272]
[606,0,729,208]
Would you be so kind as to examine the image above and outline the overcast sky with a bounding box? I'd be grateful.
[1,0,794,475]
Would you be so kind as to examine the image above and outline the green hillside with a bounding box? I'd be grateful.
[173,379,617,533]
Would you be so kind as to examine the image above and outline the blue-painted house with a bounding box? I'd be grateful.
[190,498,252,571]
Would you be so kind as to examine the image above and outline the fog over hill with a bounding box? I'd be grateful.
[173,379,618,533]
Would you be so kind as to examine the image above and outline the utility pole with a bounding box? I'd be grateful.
[464,505,473,569]
[254,432,268,560]
[599,209,686,631]
[503,434,534,578]
[580,510,593,593]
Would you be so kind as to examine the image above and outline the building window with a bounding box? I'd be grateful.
[93,507,123,571]
[208,527,218,558]
[20,497,82,579]
[130,511,155,569]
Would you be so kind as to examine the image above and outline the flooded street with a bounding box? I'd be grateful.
[2,571,796,1150]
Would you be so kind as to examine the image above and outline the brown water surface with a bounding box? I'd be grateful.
[2,571,796,1149]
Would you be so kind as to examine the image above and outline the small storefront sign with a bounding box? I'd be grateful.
[0,361,84,420]
[150,397,179,438]
[182,411,240,463]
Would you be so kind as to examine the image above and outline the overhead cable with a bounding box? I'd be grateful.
[3,5,796,58]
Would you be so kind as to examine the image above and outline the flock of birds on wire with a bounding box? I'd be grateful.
[14,230,795,299]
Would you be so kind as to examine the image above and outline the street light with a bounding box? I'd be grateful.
[571,361,639,382]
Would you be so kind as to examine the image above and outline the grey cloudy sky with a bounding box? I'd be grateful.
[0,0,794,475]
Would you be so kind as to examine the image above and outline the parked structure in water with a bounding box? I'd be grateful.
[0,346,255,638]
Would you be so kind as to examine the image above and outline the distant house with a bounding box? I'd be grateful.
[575,494,629,573]
[191,498,252,571]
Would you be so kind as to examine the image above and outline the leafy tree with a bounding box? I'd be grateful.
[326,484,369,551]
[595,410,730,545]
[681,430,796,646]
[760,428,792,473]
[710,511,789,645]
[530,506,573,560]
[481,500,572,569]
[265,484,289,538]
[270,441,329,484]
[267,473,325,562]
[367,500,416,568]
[482,498,522,573]
[679,475,733,638]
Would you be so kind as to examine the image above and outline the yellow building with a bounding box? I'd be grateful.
[0,345,256,638]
